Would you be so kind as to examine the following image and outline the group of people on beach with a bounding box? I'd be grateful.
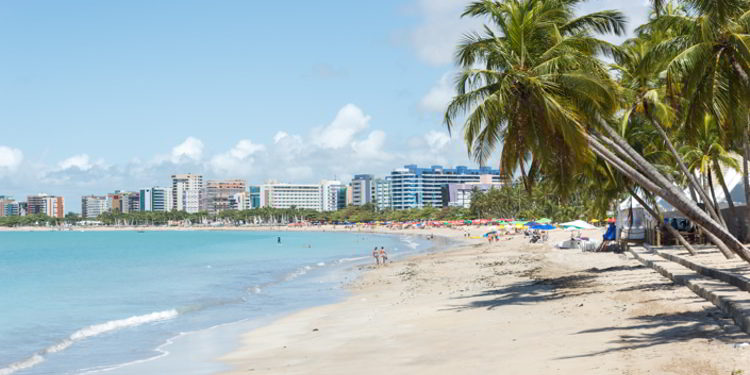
[372,246,388,266]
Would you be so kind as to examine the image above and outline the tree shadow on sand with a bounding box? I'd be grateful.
[555,310,747,360]
[441,273,599,311]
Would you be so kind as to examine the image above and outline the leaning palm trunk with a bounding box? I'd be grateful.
[587,133,750,261]
[744,130,750,209]
[626,186,697,255]
[645,107,724,225]
[714,158,744,241]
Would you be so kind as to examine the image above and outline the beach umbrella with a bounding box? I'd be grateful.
[482,231,496,237]
[536,218,552,224]
[525,221,540,227]
[590,219,600,223]
[530,224,556,230]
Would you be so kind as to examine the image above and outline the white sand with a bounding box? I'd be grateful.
[219,227,750,375]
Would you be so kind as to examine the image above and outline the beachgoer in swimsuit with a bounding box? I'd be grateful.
[379,247,388,264]
[372,247,380,265]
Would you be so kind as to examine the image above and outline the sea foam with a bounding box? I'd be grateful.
[0,309,178,375]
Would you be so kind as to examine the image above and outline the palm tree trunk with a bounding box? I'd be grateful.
[644,105,724,224]
[626,186,697,255]
[744,129,750,207]
[714,158,744,241]
[706,167,729,229]
[587,133,750,261]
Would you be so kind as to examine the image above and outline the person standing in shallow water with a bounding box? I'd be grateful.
[372,247,380,266]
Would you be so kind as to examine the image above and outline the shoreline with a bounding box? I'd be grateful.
[217,227,750,375]
[71,228,461,375]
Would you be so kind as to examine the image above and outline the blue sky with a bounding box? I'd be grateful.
[0,0,649,211]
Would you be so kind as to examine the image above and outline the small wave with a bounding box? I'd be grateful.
[316,262,325,266]
[337,256,368,263]
[0,309,178,375]
[400,237,419,250]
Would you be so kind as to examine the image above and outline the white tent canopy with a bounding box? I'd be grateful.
[560,220,596,229]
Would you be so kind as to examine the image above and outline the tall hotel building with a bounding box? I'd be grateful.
[387,165,501,210]
[350,174,374,206]
[27,194,65,218]
[139,187,173,212]
[321,180,345,212]
[81,195,110,218]
[201,179,247,214]
[260,183,323,211]
[172,174,203,213]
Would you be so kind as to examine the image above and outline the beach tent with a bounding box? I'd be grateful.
[560,220,596,229]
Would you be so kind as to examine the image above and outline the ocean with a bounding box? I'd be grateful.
[0,230,428,375]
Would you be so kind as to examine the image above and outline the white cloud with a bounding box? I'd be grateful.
[311,104,371,149]
[0,146,23,171]
[420,73,454,113]
[171,136,204,163]
[58,154,93,171]
[273,131,289,144]
[209,139,266,175]
[425,130,451,151]
[351,130,391,160]
[407,0,481,66]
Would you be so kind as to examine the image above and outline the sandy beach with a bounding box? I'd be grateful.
[216,227,750,375]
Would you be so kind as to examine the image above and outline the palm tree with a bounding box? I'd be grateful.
[446,0,750,261]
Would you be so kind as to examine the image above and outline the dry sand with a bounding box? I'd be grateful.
[219,228,750,375]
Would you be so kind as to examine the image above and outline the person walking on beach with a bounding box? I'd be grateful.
[379,246,388,265]
[372,247,380,266]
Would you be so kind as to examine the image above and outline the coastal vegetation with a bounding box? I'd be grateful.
[445,0,750,262]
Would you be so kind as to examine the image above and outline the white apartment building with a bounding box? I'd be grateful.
[350,174,374,206]
[260,183,323,211]
[81,195,110,218]
[321,180,345,212]
[140,187,173,212]
[172,174,203,213]
[374,178,391,210]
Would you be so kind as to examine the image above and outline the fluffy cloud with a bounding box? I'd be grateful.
[311,104,371,149]
[171,136,204,163]
[424,130,451,151]
[351,130,391,160]
[209,139,265,176]
[0,146,23,172]
[420,73,454,113]
[407,0,482,66]
[58,154,94,171]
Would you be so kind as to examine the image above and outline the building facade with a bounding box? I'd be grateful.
[172,174,203,213]
[260,183,323,211]
[201,179,247,214]
[350,174,374,206]
[27,194,65,218]
[139,187,173,212]
[321,180,345,212]
[388,165,502,210]
[81,195,110,218]
[441,175,505,208]
[0,196,15,217]
[374,178,391,210]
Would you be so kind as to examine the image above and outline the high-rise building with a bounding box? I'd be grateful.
[350,174,374,206]
[442,175,505,208]
[0,196,19,217]
[139,187,173,212]
[260,183,323,211]
[172,173,203,213]
[249,186,261,209]
[337,187,348,210]
[81,195,110,218]
[201,179,247,214]
[321,180,345,212]
[27,194,64,218]
[388,165,502,210]
[374,178,391,210]
[108,191,136,213]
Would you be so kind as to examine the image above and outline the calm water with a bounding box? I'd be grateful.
[0,230,427,375]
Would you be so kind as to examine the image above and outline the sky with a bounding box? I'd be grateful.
[0,0,650,212]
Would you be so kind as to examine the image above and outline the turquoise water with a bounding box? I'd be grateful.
[0,230,426,375]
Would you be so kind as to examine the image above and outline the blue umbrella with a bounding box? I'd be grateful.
[530,224,556,230]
